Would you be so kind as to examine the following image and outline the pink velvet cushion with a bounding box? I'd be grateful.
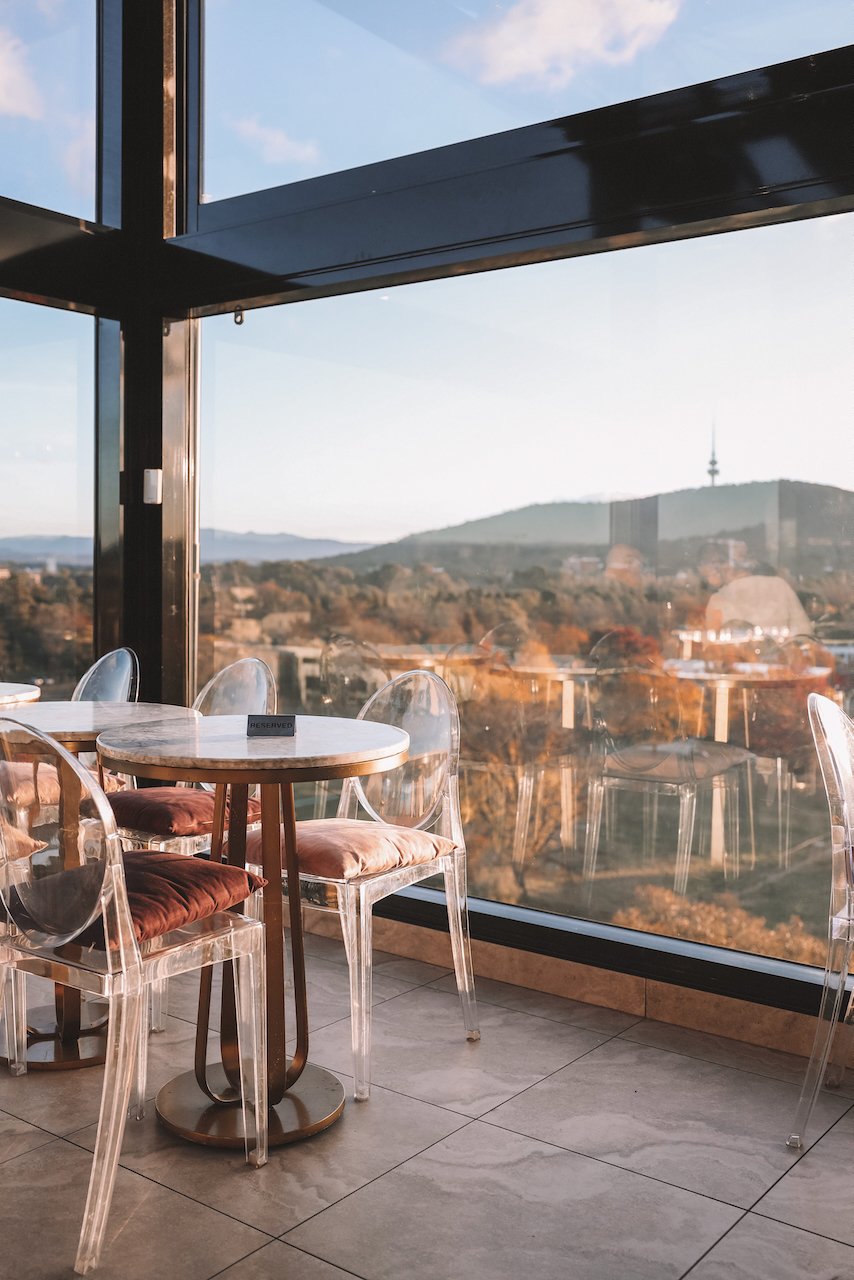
[242,818,457,881]
[108,787,262,837]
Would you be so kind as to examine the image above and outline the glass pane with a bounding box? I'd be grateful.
[0,299,95,697]
[199,212,852,967]
[203,0,850,201]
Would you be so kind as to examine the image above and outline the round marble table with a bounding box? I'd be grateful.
[4,701,201,1070]
[0,682,41,706]
[97,713,409,1149]
[5,699,200,754]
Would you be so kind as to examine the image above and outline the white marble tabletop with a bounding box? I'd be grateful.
[0,682,41,706]
[97,713,409,780]
[7,701,201,746]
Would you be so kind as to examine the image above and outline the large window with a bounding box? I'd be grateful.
[0,299,95,697]
[199,211,852,965]
[202,0,851,200]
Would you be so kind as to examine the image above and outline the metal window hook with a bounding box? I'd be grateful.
[234,306,244,326]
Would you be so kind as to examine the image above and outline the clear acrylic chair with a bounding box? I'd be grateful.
[583,634,753,900]
[109,657,276,1028]
[312,636,391,818]
[72,648,140,703]
[786,693,854,1150]
[243,669,479,1100]
[0,716,267,1274]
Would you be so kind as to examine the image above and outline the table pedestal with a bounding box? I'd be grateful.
[23,990,107,1070]
[156,1063,344,1148]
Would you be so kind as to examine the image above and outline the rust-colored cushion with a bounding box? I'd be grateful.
[50,852,266,946]
[0,820,48,861]
[0,761,125,810]
[242,818,456,882]
[109,787,262,838]
[120,851,265,942]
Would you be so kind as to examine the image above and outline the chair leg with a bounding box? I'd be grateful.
[512,765,535,867]
[2,967,27,1076]
[129,1004,148,1121]
[338,884,373,1101]
[149,979,168,1033]
[787,933,853,1150]
[673,785,697,896]
[232,943,268,1168]
[583,778,605,902]
[443,851,480,1043]
[75,987,143,1275]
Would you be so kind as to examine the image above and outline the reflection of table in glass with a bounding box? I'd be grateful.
[0,682,41,705]
[665,662,832,864]
[2,701,201,1068]
[98,713,409,1149]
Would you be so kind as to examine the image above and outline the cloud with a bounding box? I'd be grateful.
[0,27,43,118]
[61,113,96,198]
[231,116,319,167]
[443,0,681,90]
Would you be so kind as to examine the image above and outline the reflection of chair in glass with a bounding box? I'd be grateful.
[584,637,753,899]
[787,693,854,1150]
[440,640,538,868]
[245,669,479,1100]
[108,657,275,1029]
[0,718,267,1274]
[312,636,391,818]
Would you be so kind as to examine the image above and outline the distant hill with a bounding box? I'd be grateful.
[0,536,93,566]
[0,529,372,567]
[200,529,372,563]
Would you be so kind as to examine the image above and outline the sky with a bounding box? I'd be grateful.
[0,1,851,542]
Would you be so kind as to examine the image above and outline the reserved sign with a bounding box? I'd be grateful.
[247,714,296,738]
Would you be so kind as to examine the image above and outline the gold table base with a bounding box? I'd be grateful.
[23,994,108,1071]
[155,1063,345,1148]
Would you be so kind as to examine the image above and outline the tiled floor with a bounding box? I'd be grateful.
[3,936,854,1279]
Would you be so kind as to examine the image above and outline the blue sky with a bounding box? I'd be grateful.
[0,2,850,541]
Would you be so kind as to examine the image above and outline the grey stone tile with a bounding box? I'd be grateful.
[0,1015,200,1135]
[0,1138,268,1280]
[284,1121,739,1280]
[217,1241,359,1279]
[755,1109,854,1246]
[370,955,453,986]
[285,956,420,1032]
[431,971,640,1034]
[70,1078,468,1235]
[308,985,607,1115]
[486,1037,849,1208]
[687,1213,854,1279]
[0,1107,56,1163]
[622,1019,854,1096]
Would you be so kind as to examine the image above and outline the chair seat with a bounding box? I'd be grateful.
[603,739,752,783]
[108,786,262,838]
[11,851,265,947]
[241,818,457,882]
[1,761,125,809]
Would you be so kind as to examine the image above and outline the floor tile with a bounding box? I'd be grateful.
[0,1138,267,1280]
[0,1015,200,1135]
[216,1240,368,1279]
[308,985,607,1115]
[754,1109,854,1246]
[622,1019,854,1096]
[485,1037,850,1207]
[431,971,640,1034]
[285,1121,739,1280]
[0,1106,56,1163]
[686,1213,854,1279]
[70,1078,468,1235]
